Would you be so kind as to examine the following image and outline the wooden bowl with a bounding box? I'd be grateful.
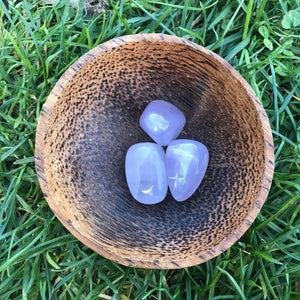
[35,34,274,269]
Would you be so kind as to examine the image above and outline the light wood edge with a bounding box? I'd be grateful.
[35,33,274,269]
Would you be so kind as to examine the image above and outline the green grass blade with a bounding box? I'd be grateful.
[0,138,27,162]
[217,267,247,300]
[242,0,253,40]
[5,31,33,70]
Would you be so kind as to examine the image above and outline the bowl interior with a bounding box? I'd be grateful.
[41,37,269,268]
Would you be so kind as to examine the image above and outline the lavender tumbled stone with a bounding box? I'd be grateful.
[166,139,209,202]
[125,143,168,204]
[140,100,186,146]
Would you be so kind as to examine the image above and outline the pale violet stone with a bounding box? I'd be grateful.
[125,143,168,204]
[166,139,209,202]
[140,100,186,146]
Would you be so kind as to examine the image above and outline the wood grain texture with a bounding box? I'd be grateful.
[35,34,274,269]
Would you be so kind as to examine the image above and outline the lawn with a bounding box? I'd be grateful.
[0,0,300,299]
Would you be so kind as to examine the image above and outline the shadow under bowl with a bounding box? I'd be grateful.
[35,34,274,269]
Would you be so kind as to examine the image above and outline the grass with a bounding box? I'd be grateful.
[0,0,299,299]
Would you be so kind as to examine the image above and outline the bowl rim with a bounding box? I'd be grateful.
[35,33,274,269]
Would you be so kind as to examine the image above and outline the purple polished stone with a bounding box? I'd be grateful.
[125,143,168,205]
[166,139,209,202]
[139,100,186,146]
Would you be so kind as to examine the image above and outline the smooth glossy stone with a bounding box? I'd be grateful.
[140,100,186,146]
[125,143,168,204]
[166,139,209,202]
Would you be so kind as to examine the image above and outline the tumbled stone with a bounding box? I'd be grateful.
[125,142,168,204]
[140,100,186,146]
[166,139,209,202]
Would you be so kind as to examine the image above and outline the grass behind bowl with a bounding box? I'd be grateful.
[0,0,299,299]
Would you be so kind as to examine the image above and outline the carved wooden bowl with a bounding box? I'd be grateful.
[35,34,274,269]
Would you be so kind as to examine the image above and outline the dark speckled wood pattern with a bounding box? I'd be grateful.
[35,34,274,269]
